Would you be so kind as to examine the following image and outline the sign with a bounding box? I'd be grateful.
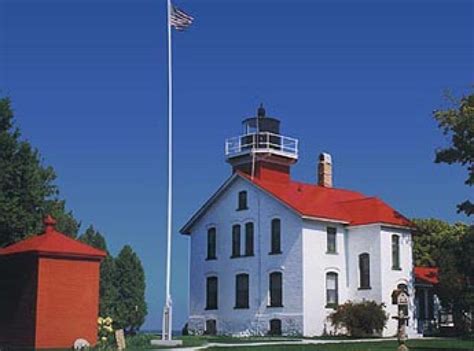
[115,329,126,350]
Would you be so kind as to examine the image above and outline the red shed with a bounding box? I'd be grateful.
[0,215,106,349]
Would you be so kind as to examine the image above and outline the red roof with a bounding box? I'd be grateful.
[414,267,439,285]
[241,172,412,227]
[0,215,107,259]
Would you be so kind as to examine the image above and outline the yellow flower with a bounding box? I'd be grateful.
[101,336,107,342]
[104,317,113,325]
[105,325,114,333]
[97,317,104,325]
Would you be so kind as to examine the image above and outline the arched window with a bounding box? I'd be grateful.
[245,222,254,256]
[269,319,282,336]
[207,227,217,260]
[237,191,248,210]
[270,218,281,254]
[359,253,371,289]
[235,273,249,309]
[231,224,241,257]
[269,272,283,307]
[206,276,218,310]
[326,272,338,307]
[392,235,401,270]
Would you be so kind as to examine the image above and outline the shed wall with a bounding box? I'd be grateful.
[0,254,38,348]
[35,256,100,349]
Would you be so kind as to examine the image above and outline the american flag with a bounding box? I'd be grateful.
[169,5,194,31]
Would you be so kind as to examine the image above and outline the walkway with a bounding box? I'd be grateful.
[164,337,401,351]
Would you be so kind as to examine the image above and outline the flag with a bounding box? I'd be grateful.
[169,5,194,31]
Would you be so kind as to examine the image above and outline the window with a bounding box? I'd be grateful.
[235,274,249,308]
[270,218,281,254]
[269,272,283,307]
[207,227,217,260]
[232,224,241,257]
[327,227,337,253]
[326,272,338,307]
[269,319,282,336]
[237,191,248,210]
[359,253,371,289]
[392,235,401,270]
[245,222,254,256]
[206,276,218,310]
[205,319,217,335]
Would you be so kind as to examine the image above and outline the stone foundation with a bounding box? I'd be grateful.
[188,314,303,337]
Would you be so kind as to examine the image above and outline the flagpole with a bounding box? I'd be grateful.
[162,0,173,341]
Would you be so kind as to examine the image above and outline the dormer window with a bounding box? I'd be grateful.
[237,191,248,211]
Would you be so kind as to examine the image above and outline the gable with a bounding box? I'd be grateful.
[179,174,299,235]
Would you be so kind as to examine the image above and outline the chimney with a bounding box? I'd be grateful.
[318,153,332,187]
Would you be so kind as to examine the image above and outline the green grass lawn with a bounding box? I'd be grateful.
[205,338,474,351]
[16,336,473,350]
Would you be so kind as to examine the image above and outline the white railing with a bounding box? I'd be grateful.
[225,132,298,159]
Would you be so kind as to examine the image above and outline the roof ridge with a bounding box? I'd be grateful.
[245,174,367,196]
[336,196,379,204]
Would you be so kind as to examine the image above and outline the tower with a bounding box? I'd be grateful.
[225,105,298,182]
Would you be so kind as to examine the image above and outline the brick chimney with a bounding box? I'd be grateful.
[318,153,332,187]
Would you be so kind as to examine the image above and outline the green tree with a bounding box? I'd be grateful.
[0,97,79,247]
[433,92,474,216]
[78,226,118,319]
[413,218,473,333]
[412,218,465,267]
[79,225,107,251]
[114,245,148,334]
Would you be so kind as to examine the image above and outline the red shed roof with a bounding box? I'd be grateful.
[414,267,439,285]
[180,172,413,234]
[0,215,107,260]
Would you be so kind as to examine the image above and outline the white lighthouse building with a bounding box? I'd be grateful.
[180,106,417,337]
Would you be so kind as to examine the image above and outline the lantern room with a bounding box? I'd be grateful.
[0,216,106,349]
[225,104,298,182]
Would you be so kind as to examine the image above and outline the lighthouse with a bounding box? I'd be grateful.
[181,106,416,338]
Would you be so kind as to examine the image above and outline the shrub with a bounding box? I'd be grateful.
[328,300,388,337]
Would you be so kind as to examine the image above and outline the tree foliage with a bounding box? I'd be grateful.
[78,228,149,333]
[79,225,108,252]
[328,300,388,337]
[78,226,119,319]
[412,218,466,267]
[1,96,148,332]
[114,245,148,334]
[0,97,79,247]
[413,218,474,333]
[433,92,474,216]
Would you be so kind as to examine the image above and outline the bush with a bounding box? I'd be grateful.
[328,300,388,337]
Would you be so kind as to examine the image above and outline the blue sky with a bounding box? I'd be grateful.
[1,0,472,330]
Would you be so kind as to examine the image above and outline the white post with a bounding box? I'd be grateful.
[162,0,173,341]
